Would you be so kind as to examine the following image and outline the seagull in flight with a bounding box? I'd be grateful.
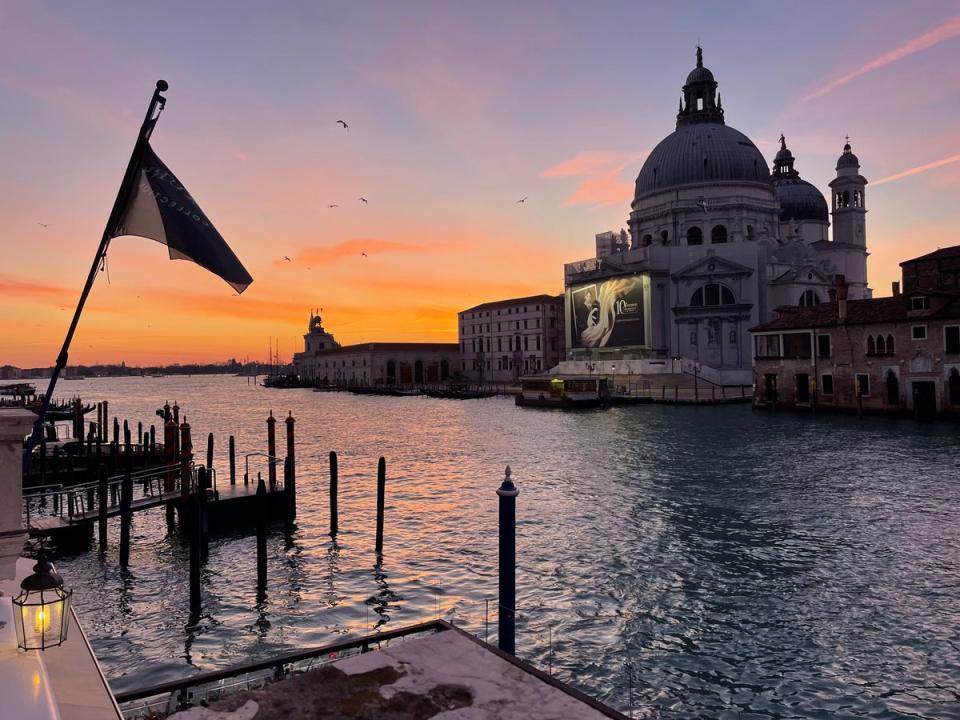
[516,196,527,204]
[38,222,51,227]
[359,197,368,204]
[282,256,292,262]
[336,120,349,131]
[328,204,339,208]
[361,252,368,257]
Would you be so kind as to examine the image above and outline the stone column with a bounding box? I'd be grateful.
[0,409,36,581]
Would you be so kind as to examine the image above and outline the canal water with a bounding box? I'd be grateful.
[39,375,960,718]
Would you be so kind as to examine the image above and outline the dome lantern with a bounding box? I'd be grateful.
[677,46,724,127]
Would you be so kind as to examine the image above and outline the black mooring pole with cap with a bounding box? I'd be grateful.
[497,465,519,655]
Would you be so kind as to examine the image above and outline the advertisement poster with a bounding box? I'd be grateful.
[570,275,646,348]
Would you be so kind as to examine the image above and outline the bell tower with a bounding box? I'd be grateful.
[828,139,867,247]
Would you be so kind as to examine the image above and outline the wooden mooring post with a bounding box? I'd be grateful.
[284,413,296,523]
[266,411,277,491]
[206,432,214,476]
[256,474,267,589]
[97,466,108,551]
[119,457,133,568]
[329,451,339,536]
[229,436,236,485]
[189,469,203,612]
[375,456,386,554]
[101,401,108,442]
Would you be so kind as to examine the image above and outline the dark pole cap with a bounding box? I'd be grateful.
[156,80,169,92]
[497,465,519,497]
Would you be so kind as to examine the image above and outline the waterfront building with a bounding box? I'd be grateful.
[560,48,870,386]
[750,252,960,416]
[292,311,458,385]
[458,294,565,383]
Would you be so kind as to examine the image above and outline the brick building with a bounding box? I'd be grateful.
[750,261,960,417]
[458,294,565,383]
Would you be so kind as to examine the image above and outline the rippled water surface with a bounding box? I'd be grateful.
[40,376,960,717]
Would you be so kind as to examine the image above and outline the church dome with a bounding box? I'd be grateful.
[685,65,715,85]
[634,123,772,200]
[837,141,859,169]
[773,179,829,222]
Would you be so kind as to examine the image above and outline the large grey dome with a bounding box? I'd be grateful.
[773,179,829,222]
[634,123,772,201]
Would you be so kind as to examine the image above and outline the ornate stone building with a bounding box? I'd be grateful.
[561,48,870,385]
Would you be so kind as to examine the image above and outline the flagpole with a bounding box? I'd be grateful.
[24,80,170,467]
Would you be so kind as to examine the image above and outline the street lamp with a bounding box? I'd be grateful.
[12,551,72,651]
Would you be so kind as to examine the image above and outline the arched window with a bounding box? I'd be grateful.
[886,334,895,354]
[386,360,397,385]
[876,335,886,354]
[691,283,735,307]
[642,234,653,247]
[799,290,820,307]
[842,190,850,207]
[711,225,728,244]
[660,230,669,245]
[414,359,424,384]
[686,227,703,245]
[885,370,899,405]
[746,225,755,241]
[866,335,876,355]
[950,368,960,406]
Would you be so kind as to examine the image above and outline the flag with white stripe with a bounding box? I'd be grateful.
[110,141,253,293]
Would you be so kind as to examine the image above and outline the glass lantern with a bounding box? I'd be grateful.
[12,552,72,651]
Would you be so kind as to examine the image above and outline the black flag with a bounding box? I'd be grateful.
[110,140,253,293]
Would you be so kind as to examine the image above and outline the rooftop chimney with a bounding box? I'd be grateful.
[836,274,848,322]
[892,281,901,297]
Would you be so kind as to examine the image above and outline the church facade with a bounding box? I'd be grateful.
[561,48,870,385]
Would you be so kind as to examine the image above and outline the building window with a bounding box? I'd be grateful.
[821,374,834,395]
[886,334,895,354]
[729,329,737,345]
[782,332,812,359]
[711,225,728,244]
[949,368,960,405]
[912,325,927,340]
[876,335,886,354]
[690,283,735,307]
[686,227,703,245]
[690,331,697,346]
[885,370,899,405]
[660,230,669,245]
[642,234,653,247]
[910,296,929,311]
[754,334,780,358]
[536,336,541,351]
[816,334,831,359]
[856,373,870,397]
[524,336,529,351]
[799,290,820,307]
[945,326,960,354]
[866,335,876,355]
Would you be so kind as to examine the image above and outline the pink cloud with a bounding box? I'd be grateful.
[541,151,647,207]
[804,15,960,101]
[871,153,960,187]
[283,238,427,267]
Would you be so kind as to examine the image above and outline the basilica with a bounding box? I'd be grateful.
[561,48,870,385]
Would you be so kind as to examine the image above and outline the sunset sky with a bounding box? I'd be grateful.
[2,1,959,366]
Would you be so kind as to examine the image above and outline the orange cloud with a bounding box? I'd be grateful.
[804,15,960,101]
[542,151,645,207]
[282,238,428,266]
[0,275,74,303]
[871,153,960,187]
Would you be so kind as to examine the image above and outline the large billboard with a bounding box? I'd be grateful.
[568,274,648,349]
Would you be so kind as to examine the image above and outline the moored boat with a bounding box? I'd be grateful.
[515,375,610,409]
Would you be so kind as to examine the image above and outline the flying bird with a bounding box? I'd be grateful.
[359,197,368,204]
[328,204,339,208]
[361,252,368,257]
[38,222,50,227]
[336,120,349,131]
[516,196,527,204]
[282,256,292,262]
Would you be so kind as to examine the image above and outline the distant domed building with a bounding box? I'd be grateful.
[561,48,870,384]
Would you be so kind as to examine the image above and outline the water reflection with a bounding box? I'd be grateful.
[47,376,960,718]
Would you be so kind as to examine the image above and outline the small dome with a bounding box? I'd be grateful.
[634,123,772,201]
[773,178,829,222]
[685,65,715,85]
[837,141,859,169]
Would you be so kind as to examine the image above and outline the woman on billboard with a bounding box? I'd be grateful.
[580,277,642,348]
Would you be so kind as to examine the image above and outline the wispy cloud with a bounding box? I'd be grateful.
[541,151,646,207]
[0,275,74,302]
[871,153,960,187]
[803,15,960,101]
[281,238,427,267]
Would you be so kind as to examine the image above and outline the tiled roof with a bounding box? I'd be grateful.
[460,294,562,315]
[751,295,960,331]
[900,245,960,264]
